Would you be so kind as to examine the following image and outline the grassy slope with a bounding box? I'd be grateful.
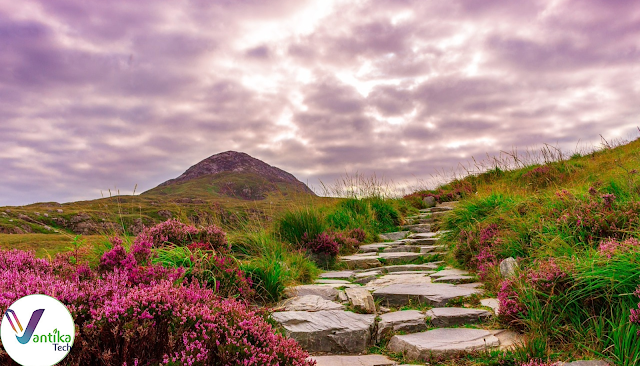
[416,138,640,364]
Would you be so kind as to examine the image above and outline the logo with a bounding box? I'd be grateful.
[1,294,75,366]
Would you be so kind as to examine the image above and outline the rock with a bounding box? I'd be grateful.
[377,310,427,340]
[312,355,397,366]
[373,283,483,307]
[382,264,440,273]
[564,362,610,366]
[430,269,470,278]
[271,310,376,353]
[400,224,432,233]
[56,209,63,213]
[353,275,378,285]
[315,279,352,284]
[319,271,356,280]
[345,287,376,314]
[425,308,492,326]
[488,329,522,350]
[340,256,382,270]
[436,201,458,208]
[432,275,477,284]
[338,291,349,303]
[359,243,390,253]
[423,196,436,208]
[378,252,422,264]
[387,328,500,359]
[284,285,340,301]
[379,231,409,241]
[275,295,345,311]
[480,298,500,314]
[429,206,453,212]
[386,271,435,276]
[43,213,48,217]
[366,274,432,291]
[500,257,518,278]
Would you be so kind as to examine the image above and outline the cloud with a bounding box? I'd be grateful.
[1,0,639,206]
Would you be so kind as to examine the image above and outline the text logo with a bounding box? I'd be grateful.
[1,294,75,366]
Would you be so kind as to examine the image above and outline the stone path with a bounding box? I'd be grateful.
[272,202,514,365]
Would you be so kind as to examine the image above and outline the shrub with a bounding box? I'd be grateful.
[142,219,228,251]
[0,249,313,366]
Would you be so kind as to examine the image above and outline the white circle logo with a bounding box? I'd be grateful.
[1,294,75,366]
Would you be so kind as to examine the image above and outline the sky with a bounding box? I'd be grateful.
[1,0,639,206]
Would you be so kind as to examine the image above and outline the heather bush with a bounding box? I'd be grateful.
[0,249,313,366]
[142,219,228,251]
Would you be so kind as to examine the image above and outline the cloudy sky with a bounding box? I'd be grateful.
[1,0,639,206]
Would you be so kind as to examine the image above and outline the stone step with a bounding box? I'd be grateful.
[432,275,476,284]
[319,271,356,280]
[379,231,409,241]
[311,355,398,366]
[387,328,500,359]
[407,232,438,239]
[425,307,493,326]
[382,245,423,253]
[381,263,442,273]
[430,206,454,212]
[403,237,439,245]
[358,243,391,253]
[275,295,345,312]
[271,310,376,353]
[373,283,483,307]
[377,310,428,340]
[284,285,340,300]
[365,273,432,291]
[340,255,382,269]
[399,224,431,233]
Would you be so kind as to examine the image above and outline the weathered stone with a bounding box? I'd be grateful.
[341,255,382,270]
[379,231,409,241]
[382,264,440,273]
[377,310,427,340]
[359,243,389,253]
[284,285,339,300]
[430,269,470,278]
[355,270,382,277]
[564,361,610,366]
[480,298,500,314]
[423,196,436,208]
[366,274,431,291]
[319,271,356,280]
[373,283,483,307]
[430,206,453,212]
[400,224,432,233]
[378,252,422,264]
[407,232,438,239]
[419,245,443,254]
[275,295,345,312]
[425,307,492,326]
[489,329,522,350]
[436,201,458,208]
[353,275,377,285]
[387,328,500,359]
[405,237,438,245]
[500,257,518,278]
[432,275,477,284]
[312,355,397,366]
[345,287,376,314]
[315,279,352,284]
[383,245,422,253]
[386,271,435,276]
[271,310,376,353]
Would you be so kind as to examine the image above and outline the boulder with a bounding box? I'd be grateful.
[499,257,518,278]
[275,295,344,312]
[284,285,340,301]
[423,196,436,208]
[480,298,500,314]
[271,310,376,353]
[377,310,427,340]
[345,287,376,314]
[425,307,492,326]
[387,328,500,359]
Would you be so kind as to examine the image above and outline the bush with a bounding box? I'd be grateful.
[0,249,313,366]
[142,219,228,251]
[276,208,326,245]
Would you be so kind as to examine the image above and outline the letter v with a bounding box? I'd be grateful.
[15,309,44,344]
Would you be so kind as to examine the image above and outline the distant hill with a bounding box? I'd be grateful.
[143,151,315,200]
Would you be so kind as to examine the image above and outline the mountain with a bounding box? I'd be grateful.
[143,151,315,200]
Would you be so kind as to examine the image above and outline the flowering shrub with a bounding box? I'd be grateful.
[403,180,473,208]
[347,228,367,243]
[598,237,640,258]
[521,165,563,189]
[497,278,526,325]
[300,232,339,257]
[0,249,312,366]
[142,219,228,251]
[527,258,569,292]
[333,231,362,255]
[630,286,640,334]
[456,223,502,279]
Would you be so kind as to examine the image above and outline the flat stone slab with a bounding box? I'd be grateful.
[377,310,427,340]
[355,269,382,278]
[378,252,422,264]
[379,231,409,241]
[407,232,438,239]
[387,271,435,276]
[275,295,345,312]
[359,243,389,253]
[341,256,382,269]
[489,329,522,350]
[319,271,355,280]
[284,285,340,300]
[373,283,483,307]
[432,275,477,284]
[401,224,432,233]
[387,328,500,359]
[366,274,432,291]
[430,269,470,278]
[271,310,376,353]
[383,245,422,253]
[425,307,492,326]
[316,279,352,284]
[430,206,454,212]
[311,355,397,366]
[382,264,441,272]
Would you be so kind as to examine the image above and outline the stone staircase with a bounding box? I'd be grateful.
[271,202,517,365]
